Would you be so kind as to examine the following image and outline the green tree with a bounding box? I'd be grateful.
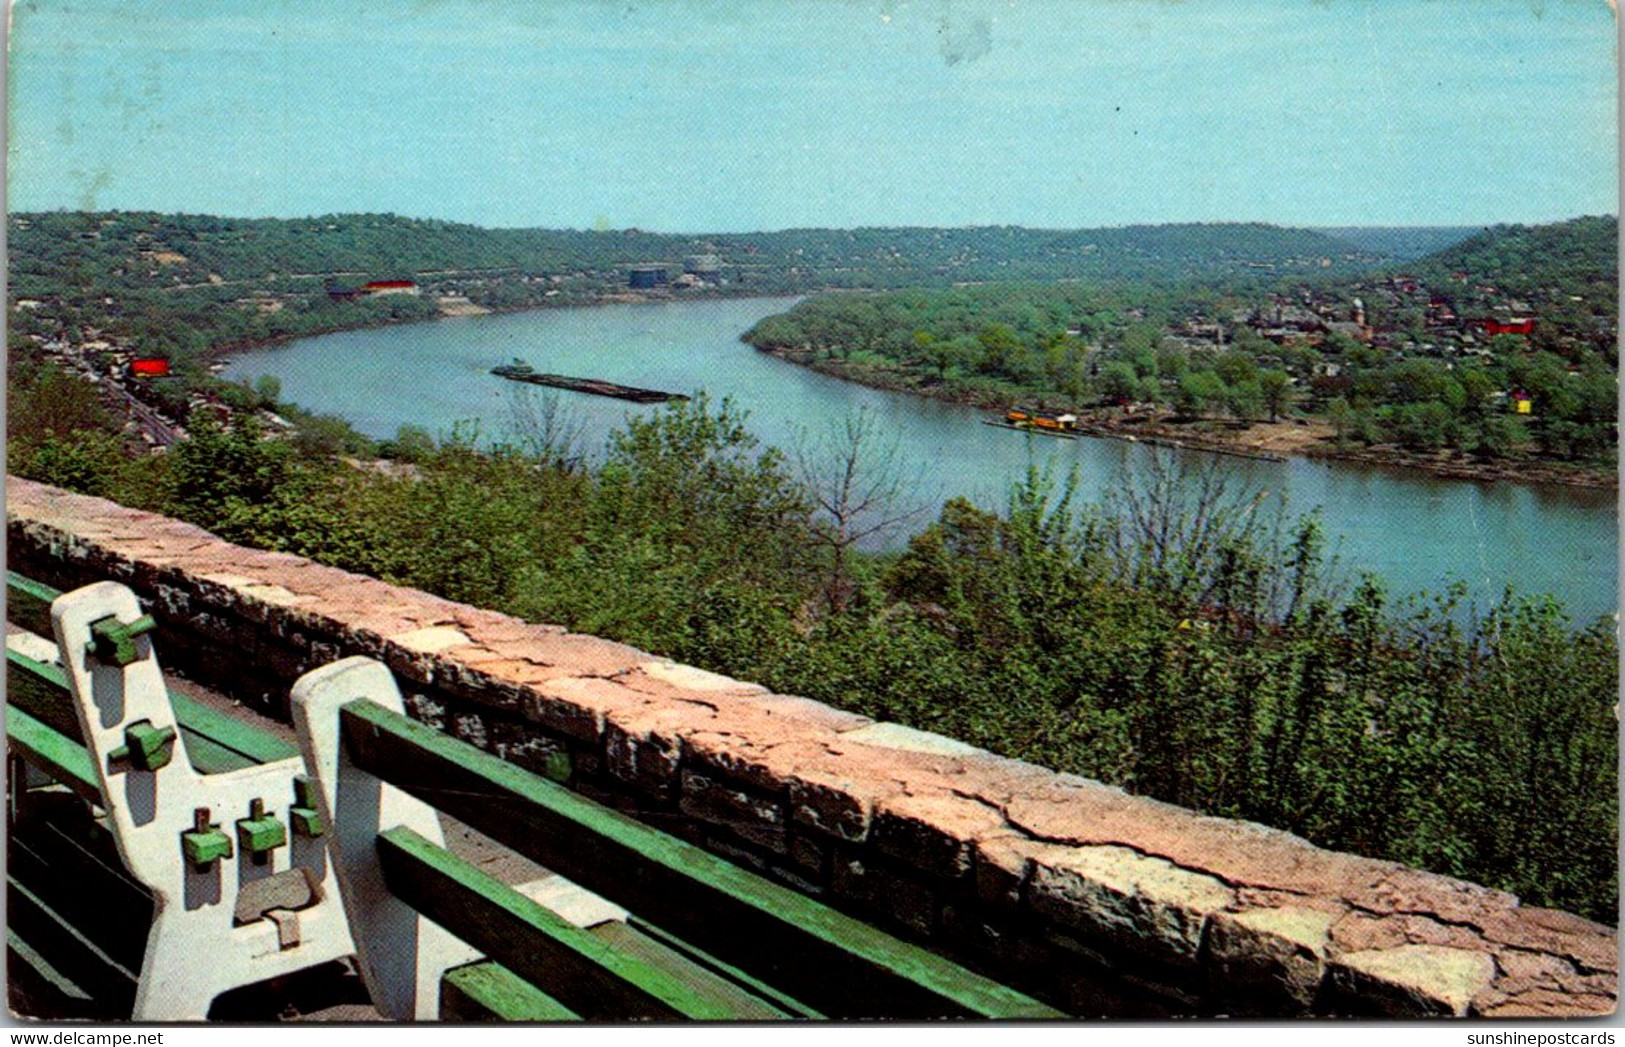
[252,374,282,406]
[1388,401,1457,450]
[976,324,1023,376]
[1326,397,1355,449]
[1226,379,1264,424]
[385,424,437,463]
[1177,370,1227,419]
[1098,361,1142,403]
[1475,415,1527,459]
[1259,369,1292,423]
[1214,350,1259,388]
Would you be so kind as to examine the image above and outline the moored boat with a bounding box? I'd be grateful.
[1004,408,1079,433]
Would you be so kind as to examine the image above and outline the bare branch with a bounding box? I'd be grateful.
[504,385,586,469]
[794,406,927,613]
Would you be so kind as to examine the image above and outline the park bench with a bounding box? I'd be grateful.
[294,656,1067,1021]
[6,576,355,1021]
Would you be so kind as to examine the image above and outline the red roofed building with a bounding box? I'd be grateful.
[362,280,420,297]
[130,358,171,378]
[1481,317,1535,337]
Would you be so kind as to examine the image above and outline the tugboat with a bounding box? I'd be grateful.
[491,358,536,378]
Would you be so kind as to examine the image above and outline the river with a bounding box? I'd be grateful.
[224,296,1619,623]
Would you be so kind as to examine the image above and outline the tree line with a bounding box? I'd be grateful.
[10,211,1391,295]
[7,210,1394,375]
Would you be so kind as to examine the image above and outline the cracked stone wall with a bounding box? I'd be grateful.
[6,476,1617,1018]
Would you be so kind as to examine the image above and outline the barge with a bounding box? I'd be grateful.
[492,360,689,404]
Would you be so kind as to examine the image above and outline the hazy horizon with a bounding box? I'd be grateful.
[8,1,1617,232]
[7,208,1612,239]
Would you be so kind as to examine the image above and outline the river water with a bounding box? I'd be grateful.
[224,296,1619,623]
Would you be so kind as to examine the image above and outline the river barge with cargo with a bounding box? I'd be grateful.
[492,360,688,404]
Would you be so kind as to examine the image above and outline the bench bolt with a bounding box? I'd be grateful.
[181,807,234,869]
[237,797,288,862]
[85,613,158,667]
[108,719,178,772]
[290,775,325,838]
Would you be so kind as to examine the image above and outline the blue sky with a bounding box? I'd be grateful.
[7,0,1618,231]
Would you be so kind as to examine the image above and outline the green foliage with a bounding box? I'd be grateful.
[381,424,437,463]
[867,466,1616,920]
[1097,361,1142,403]
[160,416,300,541]
[538,395,811,654]
[1416,216,1617,313]
[9,376,1617,921]
[13,430,133,499]
[1177,370,1227,419]
[1258,369,1292,422]
[7,361,120,442]
[6,360,142,499]
[8,211,1617,922]
[252,374,282,406]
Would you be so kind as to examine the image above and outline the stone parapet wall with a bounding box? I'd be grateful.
[6,476,1616,1018]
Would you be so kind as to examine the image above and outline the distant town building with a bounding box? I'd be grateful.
[1326,321,1372,344]
[238,295,284,313]
[1426,296,1458,325]
[130,358,171,378]
[628,265,670,289]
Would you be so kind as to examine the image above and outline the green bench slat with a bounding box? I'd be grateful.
[7,705,101,802]
[440,963,581,1022]
[343,701,1063,1020]
[7,646,298,774]
[588,920,810,1020]
[423,898,808,1019]
[8,928,96,1010]
[8,648,257,775]
[6,571,301,769]
[10,796,157,967]
[432,924,803,1021]
[165,692,300,766]
[7,874,140,1013]
[6,570,60,636]
[7,649,86,740]
[377,827,783,1021]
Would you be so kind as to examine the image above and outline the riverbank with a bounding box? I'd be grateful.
[754,344,1619,491]
[206,285,762,367]
[218,292,1618,622]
